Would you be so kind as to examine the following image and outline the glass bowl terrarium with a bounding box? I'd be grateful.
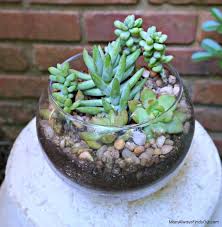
[36,15,194,194]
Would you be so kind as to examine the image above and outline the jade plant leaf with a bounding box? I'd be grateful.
[165,119,183,134]
[128,100,140,113]
[158,94,176,111]
[132,107,151,124]
[141,87,156,108]
[80,132,101,141]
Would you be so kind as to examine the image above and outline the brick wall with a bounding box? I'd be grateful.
[0,0,221,156]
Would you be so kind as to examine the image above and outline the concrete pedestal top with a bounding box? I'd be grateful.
[0,118,221,227]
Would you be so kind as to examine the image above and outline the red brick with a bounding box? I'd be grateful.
[192,80,222,105]
[33,44,89,71]
[0,11,80,41]
[84,12,197,44]
[211,133,222,156]
[197,12,222,44]
[195,107,222,132]
[167,47,221,76]
[149,0,222,4]
[0,0,21,2]
[0,101,36,124]
[30,0,137,4]
[0,44,28,71]
[0,75,47,98]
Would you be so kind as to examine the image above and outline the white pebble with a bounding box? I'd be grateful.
[156,135,166,148]
[159,85,173,95]
[161,145,173,154]
[173,84,180,96]
[132,131,147,146]
[142,70,150,78]
[168,75,176,84]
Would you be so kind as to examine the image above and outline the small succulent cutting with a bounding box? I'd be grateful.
[49,14,185,142]
[192,8,222,67]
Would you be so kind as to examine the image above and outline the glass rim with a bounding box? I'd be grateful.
[48,52,184,131]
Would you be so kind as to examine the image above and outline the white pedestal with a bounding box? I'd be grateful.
[0,119,221,227]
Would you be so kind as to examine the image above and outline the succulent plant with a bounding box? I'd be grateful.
[129,87,186,139]
[49,14,180,139]
[114,15,173,75]
[139,26,173,74]
[192,8,222,68]
[114,15,143,55]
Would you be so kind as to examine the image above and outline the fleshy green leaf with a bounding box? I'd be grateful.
[141,87,156,108]
[202,20,220,32]
[114,54,126,81]
[93,45,103,76]
[192,51,213,62]
[119,84,130,111]
[110,78,120,105]
[76,107,104,115]
[102,54,113,83]
[91,72,109,95]
[158,95,176,111]
[132,107,151,124]
[211,8,222,23]
[201,38,222,54]
[128,100,140,113]
[83,49,97,74]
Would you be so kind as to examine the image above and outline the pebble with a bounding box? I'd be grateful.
[134,146,145,156]
[165,139,174,145]
[144,142,150,148]
[139,151,153,166]
[60,139,66,149]
[110,149,120,159]
[132,131,146,146]
[41,121,54,139]
[146,80,154,89]
[114,139,125,150]
[173,84,180,96]
[142,69,150,78]
[117,159,126,169]
[153,148,161,155]
[156,79,163,87]
[122,148,134,159]
[149,138,156,145]
[159,85,173,95]
[96,145,107,159]
[161,145,173,154]
[125,141,136,151]
[122,148,140,165]
[150,70,157,77]
[168,75,176,84]
[79,151,94,161]
[183,121,190,134]
[156,135,166,148]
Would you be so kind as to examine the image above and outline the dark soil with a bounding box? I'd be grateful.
[36,86,195,191]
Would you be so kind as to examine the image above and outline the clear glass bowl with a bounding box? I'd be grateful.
[36,53,195,195]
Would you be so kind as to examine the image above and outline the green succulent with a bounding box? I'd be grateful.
[70,43,144,116]
[114,15,143,55]
[139,26,173,73]
[192,8,222,68]
[129,87,186,139]
[49,14,177,136]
